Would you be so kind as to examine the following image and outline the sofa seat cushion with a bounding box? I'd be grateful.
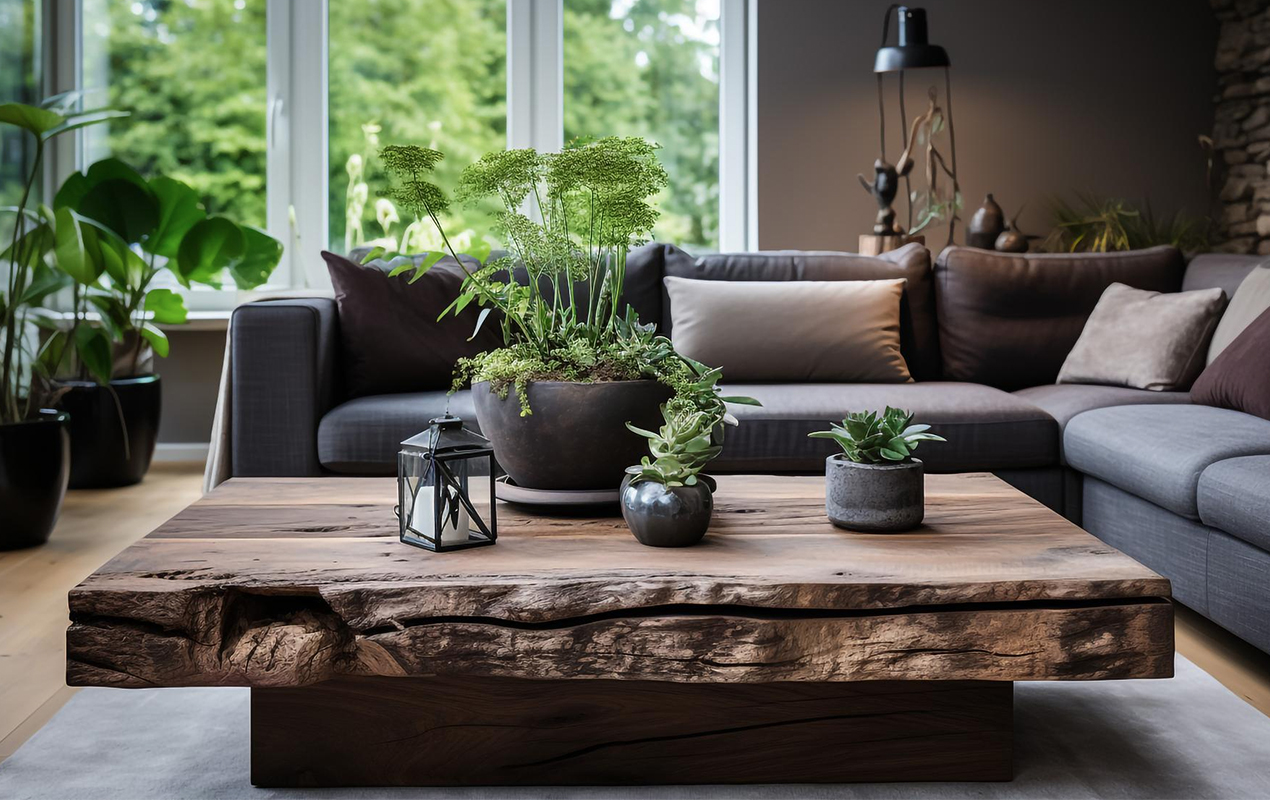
[1064,405,1270,519]
[1013,383,1191,431]
[1198,456,1270,551]
[318,390,476,475]
[718,382,1057,473]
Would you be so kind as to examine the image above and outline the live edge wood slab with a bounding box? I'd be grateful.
[67,474,1173,786]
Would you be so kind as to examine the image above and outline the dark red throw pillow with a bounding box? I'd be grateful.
[1191,305,1270,421]
[323,251,504,397]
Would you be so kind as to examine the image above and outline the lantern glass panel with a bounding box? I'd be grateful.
[398,417,497,552]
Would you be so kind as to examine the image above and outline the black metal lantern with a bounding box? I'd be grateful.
[397,415,497,552]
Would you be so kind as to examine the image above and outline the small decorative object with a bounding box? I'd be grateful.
[870,5,961,246]
[810,407,945,532]
[994,216,1030,253]
[967,194,1005,249]
[621,406,722,547]
[397,415,496,552]
[859,156,914,235]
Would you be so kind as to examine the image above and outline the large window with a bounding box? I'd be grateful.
[1,0,41,245]
[26,0,749,301]
[81,0,268,229]
[564,0,720,251]
[328,0,506,254]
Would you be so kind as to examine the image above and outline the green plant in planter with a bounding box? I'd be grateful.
[42,157,283,383]
[625,405,721,488]
[367,139,758,427]
[1,98,128,424]
[1041,194,1211,254]
[810,407,945,464]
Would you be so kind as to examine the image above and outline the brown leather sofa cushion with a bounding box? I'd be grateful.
[934,246,1185,390]
[662,243,941,380]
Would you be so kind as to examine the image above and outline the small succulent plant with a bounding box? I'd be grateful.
[626,405,722,487]
[809,406,945,464]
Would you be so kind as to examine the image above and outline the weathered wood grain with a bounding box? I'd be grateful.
[67,474,1174,689]
[250,676,1014,786]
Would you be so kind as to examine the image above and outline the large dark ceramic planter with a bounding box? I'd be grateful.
[825,455,924,532]
[620,475,714,547]
[472,380,671,491]
[0,410,71,550]
[60,374,161,489]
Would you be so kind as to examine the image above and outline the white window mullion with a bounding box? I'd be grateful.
[273,0,327,291]
[719,0,755,252]
[43,0,79,198]
[508,0,562,154]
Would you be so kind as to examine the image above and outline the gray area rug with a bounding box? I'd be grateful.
[2,655,1269,800]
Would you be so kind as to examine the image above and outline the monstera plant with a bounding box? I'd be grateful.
[43,156,284,488]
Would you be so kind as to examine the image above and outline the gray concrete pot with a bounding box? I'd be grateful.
[825,455,924,532]
[472,380,671,490]
[620,475,714,547]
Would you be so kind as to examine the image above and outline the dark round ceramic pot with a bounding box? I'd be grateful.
[620,475,714,547]
[0,410,71,550]
[825,455,924,532]
[59,374,161,489]
[472,380,671,491]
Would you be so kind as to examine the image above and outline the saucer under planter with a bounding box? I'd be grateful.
[0,410,71,550]
[825,455,924,532]
[59,374,161,489]
[620,475,714,547]
[472,379,671,491]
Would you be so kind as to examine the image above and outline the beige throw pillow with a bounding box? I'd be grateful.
[1207,265,1270,364]
[663,276,912,382]
[1057,282,1226,391]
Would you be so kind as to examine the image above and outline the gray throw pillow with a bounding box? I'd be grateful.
[1207,265,1270,364]
[663,276,912,382]
[1057,282,1227,391]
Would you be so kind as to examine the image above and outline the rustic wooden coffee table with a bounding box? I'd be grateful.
[67,474,1172,787]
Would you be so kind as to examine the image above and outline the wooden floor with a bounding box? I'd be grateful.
[1,464,1269,763]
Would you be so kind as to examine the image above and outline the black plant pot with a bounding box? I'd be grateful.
[620,475,714,547]
[472,380,671,490]
[60,375,162,489]
[0,410,70,550]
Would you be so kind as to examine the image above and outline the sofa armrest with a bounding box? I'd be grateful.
[230,298,339,477]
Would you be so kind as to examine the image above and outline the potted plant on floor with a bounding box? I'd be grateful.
[1,98,126,547]
[45,157,283,487]
[810,407,946,532]
[368,139,757,491]
[621,404,721,547]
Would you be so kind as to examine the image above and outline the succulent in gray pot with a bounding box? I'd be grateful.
[810,407,946,533]
[621,405,722,547]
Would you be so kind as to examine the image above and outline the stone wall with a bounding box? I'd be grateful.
[1214,0,1270,253]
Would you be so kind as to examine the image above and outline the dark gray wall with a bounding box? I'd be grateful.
[756,0,1219,251]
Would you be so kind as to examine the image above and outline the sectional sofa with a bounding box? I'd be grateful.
[228,243,1270,654]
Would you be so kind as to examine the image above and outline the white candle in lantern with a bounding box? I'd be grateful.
[409,484,471,545]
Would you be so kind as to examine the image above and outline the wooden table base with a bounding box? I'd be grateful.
[250,675,1014,786]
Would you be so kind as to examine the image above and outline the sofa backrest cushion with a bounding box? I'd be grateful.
[661,243,940,380]
[1183,252,1266,297]
[933,245,1185,390]
[324,250,504,397]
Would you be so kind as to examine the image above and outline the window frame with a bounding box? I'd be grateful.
[42,0,753,309]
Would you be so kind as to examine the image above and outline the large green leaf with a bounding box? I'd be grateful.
[53,172,90,211]
[18,261,71,305]
[87,294,131,341]
[73,325,114,385]
[144,288,188,325]
[139,323,170,359]
[78,178,159,244]
[53,207,104,285]
[145,177,205,257]
[41,109,129,140]
[228,225,282,289]
[176,217,244,287]
[0,222,52,269]
[0,103,63,136]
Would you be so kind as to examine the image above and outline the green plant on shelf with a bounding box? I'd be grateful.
[1042,194,1212,254]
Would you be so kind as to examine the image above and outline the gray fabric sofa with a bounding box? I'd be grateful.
[228,245,1270,654]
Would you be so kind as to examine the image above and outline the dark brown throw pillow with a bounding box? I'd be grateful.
[1191,305,1270,421]
[323,250,504,397]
